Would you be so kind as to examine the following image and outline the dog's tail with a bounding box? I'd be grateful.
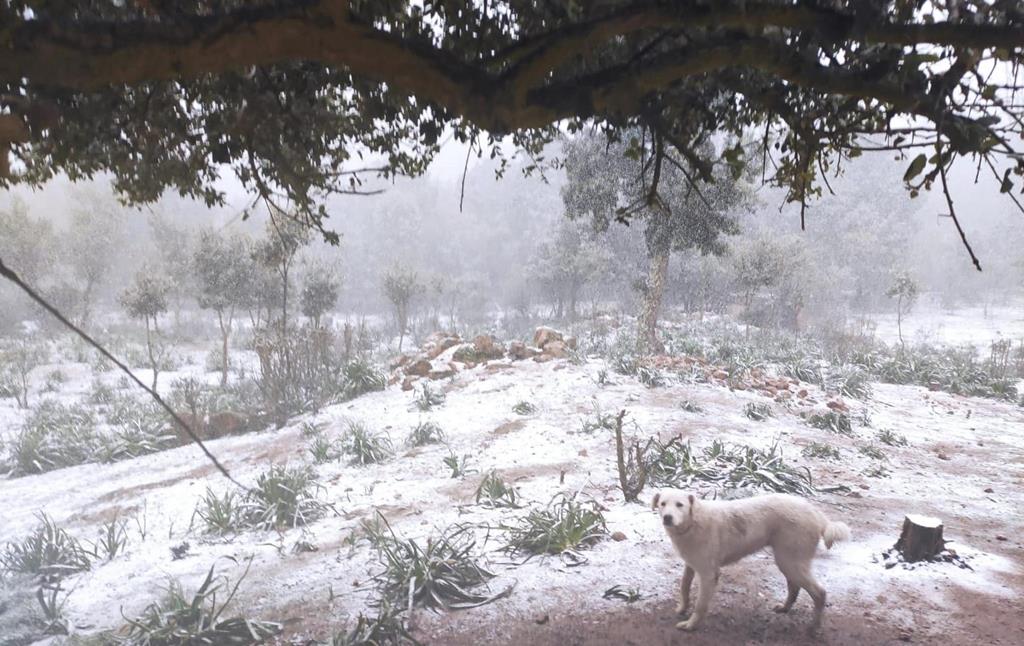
[822,520,851,549]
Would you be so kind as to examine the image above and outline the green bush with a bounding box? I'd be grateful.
[7,400,98,475]
[0,513,92,581]
[500,494,607,559]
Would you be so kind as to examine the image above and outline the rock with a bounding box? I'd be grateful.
[508,340,529,360]
[797,389,809,398]
[472,334,505,360]
[544,340,569,358]
[611,531,627,542]
[207,411,247,438]
[533,326,564,349]
[533,353,554,363]
[826,399,849,412]
[564,335,578,350]
[984,487,994,493]
[578,449,589,457]
[389,354,411,370]
[712,369,728,380]
[996,535,1008,541]
[428,368,455,380]
[937,451,950,460]
[401,376,417,391]
[406,359,432,377]
[927,381,942,391]
[424,334,461,359]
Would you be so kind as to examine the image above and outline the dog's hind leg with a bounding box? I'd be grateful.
[777,560,827,633]
[676,565,695,615]
[773,578,800,613]
[676,568,717,631]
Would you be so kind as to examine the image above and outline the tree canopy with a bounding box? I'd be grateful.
[3,1,1024,265]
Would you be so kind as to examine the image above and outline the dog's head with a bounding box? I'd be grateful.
[651,490,697,532]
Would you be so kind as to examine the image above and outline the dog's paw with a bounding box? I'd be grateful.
[675,603,690,616]
[773,603,791,614]
[675,619,700,632]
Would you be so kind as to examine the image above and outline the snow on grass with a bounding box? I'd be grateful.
[2,347,1022,642]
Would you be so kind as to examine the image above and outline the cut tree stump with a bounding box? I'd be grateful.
[895,515,945,562]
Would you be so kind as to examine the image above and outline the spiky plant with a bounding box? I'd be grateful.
[119,559,281,644]
[743,402,773,421]
[500,494,607,560]
[806,411,854,436]
[342,422,393,466]
[371,517,510,610]
[801,442,841,461]
[0,513,91,581]
[511,400,537,415]
[405,421,445,448]
[474,470,521,509]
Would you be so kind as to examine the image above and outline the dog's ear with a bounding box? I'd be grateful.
[651,492,661,510]
[688,494,695,518]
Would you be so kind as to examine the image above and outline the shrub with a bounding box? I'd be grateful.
[91,518,129,562]
[342,422,393,466]
[806,411,854,435]
[474,470,521,508]
[371,519,508,610]
[636,365,665,388]
[119,560,280,644]
[406,421,446,447]
[0,513,91,581]
[500,494,607,559]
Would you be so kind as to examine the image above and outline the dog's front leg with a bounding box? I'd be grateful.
[676,568,717,631]
[676,565,695,615]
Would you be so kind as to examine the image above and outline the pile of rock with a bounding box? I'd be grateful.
[391,327,577,390]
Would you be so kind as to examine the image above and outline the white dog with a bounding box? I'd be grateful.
[652,490,850,633]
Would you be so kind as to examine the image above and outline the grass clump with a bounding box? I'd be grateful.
[858,444,888,461]
[743,402,773,421]
[371,517,510,610]
[801,442,841,461]
[442,452,474,479]
[0,513,92,581]
[512,400,537,415]
[341,359,387,400]
[864,464,891,478]
[645,438,814,495]
[342,422,394,465]
[331,600,417,646]
[580,407,618,434]
[7,400,98,475]
[413,383,445,411]
[406,421,446,447]
[636,365,665,388]
[308,434,343,464]
[678,400,703,413]
[603,585,642,603]
[806,410,854,436]
[119,559,280,644]
[195,465,330,534]
[500,494,607,560]
[826,364,873,399]
[876,428,909,447]
[91,518,129,562]
[474,470,521,508]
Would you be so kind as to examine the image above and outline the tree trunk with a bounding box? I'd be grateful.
[637,249,670,355]
[895,515,945,562]
[145,318,159,391]
[219,313,231,389]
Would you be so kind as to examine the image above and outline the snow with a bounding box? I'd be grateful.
[2,338,1023,643]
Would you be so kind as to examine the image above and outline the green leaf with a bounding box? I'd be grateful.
[903,154,927,182]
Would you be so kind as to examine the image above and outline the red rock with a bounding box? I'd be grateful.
[428,368,455,380]
[611,531,627,542]
[406,359,431,377]
[533,326,564,349]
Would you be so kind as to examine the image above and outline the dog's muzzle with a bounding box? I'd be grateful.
[662,515,674,526]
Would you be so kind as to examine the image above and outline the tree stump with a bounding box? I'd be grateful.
[895,515,945,562]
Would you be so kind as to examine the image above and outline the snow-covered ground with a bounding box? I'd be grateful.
[2,340,1022,645]
[867,301,1024,348]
